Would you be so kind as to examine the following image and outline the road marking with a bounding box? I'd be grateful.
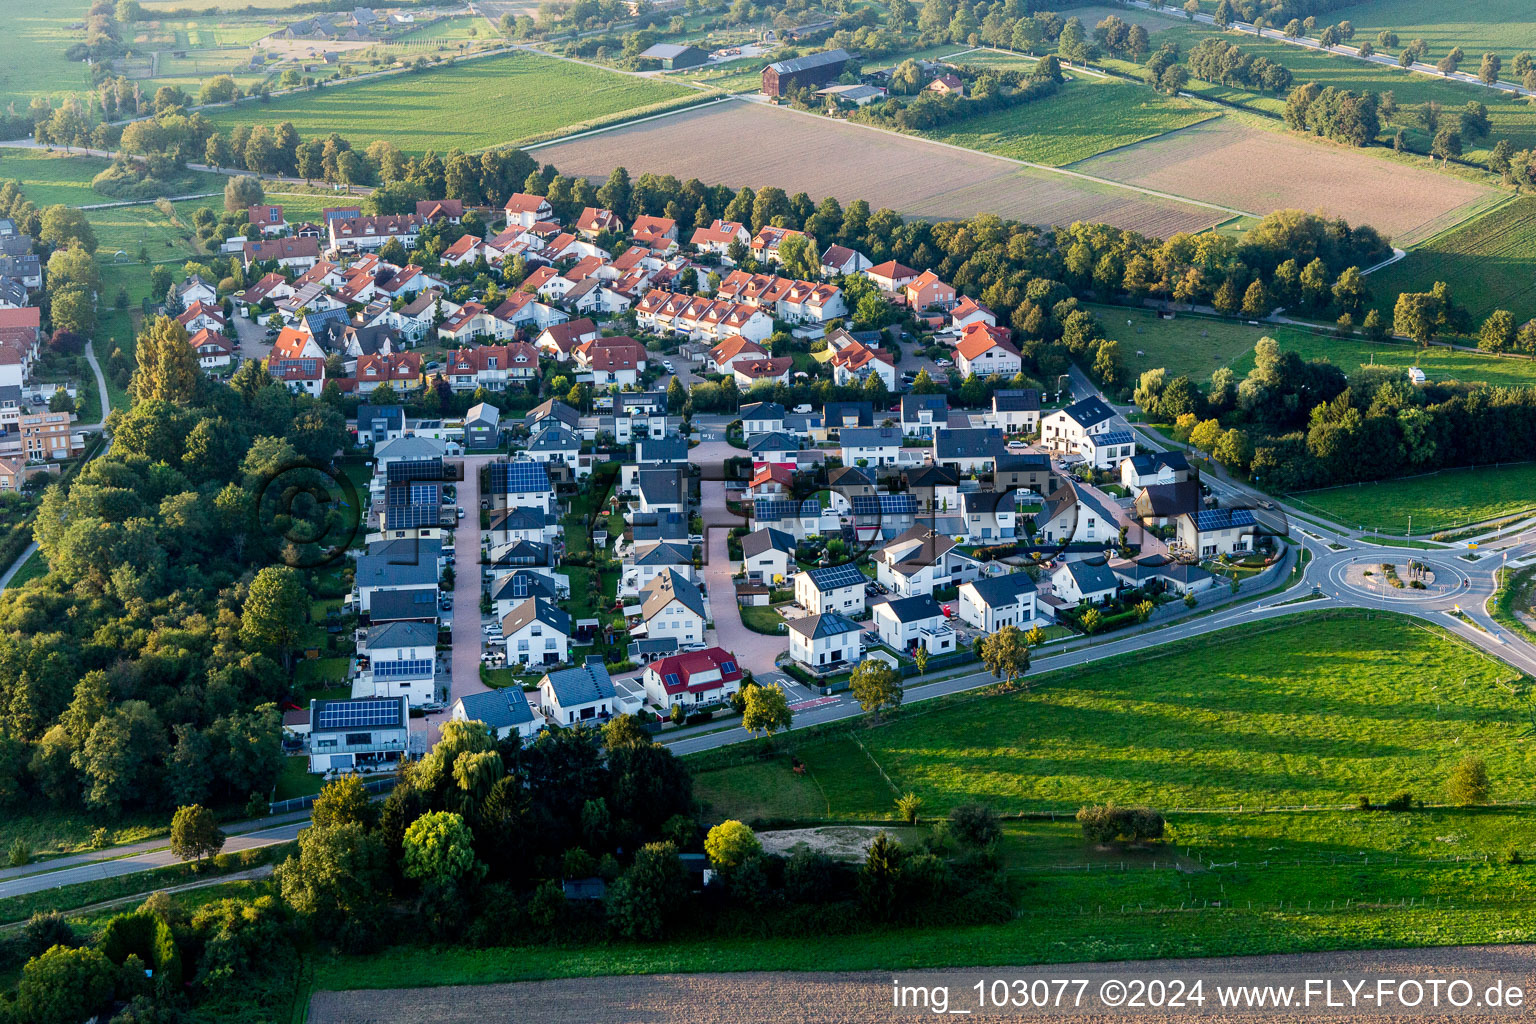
[789,696,840,711]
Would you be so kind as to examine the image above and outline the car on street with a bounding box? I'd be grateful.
[663,360,675,372]
[935,358,952,367]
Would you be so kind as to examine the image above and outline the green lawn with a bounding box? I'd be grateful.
[272,755,326,801]
[738,603,787,635]
[0,807,168,863]
[0,149,114,208]
[1285,462,1536,533]
[1225,326,1536,388]
[1328,0,1536,62]
[1368,197,1536,325]
[6,545,47,588]
[203,51,702,154]
[925,73,1221,167]
[1093,303,1275,382]
[695,614,1527,817]
[1112,21,1536,163]
[0,0,95,112]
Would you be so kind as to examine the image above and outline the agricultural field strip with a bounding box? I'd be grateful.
[537,92,1258,218]
[1123,0,1536,98]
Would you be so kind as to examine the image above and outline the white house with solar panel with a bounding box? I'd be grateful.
[1176,507,1257,560]
[538,656,618,726]
[451,687,539,740]
[486,460,556,516]
[307,696,410,774]
[794,563,867,616]
[753,497,834,543]
[501,597,571,667]
[1079,429,1137,470]
[358,621,440,707]
[786,611,862,670]
[1039,395,1117,460]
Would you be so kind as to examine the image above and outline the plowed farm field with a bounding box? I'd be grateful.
[531,100,1225,236]
[1071,118,1499,247]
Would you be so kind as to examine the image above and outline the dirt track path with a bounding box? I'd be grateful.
[309,944,1536,1023]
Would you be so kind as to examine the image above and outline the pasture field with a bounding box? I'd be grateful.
[533,100,1224,236]
[313,613,1536,989]
[203,50,700,153]
[1071,116,1500,246]
[1368,197,1536,324]
[1328,0,1536,60]
[0,0,94,111]
[1286,463,1536,533]
[1225,326,1536,389]
[924,74,1221,167]
[695,615,1528,817]
[1104,21,1536,164]
[1091,304,1273,381]
[0,150,114,208]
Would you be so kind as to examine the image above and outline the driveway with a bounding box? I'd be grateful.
[701,480,787,675]
[232,312,273,364]
[418,454,495,745]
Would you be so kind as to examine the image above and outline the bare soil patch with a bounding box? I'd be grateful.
[1071,118,1496,246]
[310,944,1536,1023]
[532,100,1222,235]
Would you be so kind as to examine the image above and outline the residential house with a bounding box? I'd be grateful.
[188,327,233,370]
[360,620,438,706]
[957,573,1039,632]
[732,356,793,388]
[927,73,965,95]
[643,647,743,710]
[747,431,799,465]
[739,401,787,437]
[795,563,866,616]
[1080,429,1137,471]
[820,400,875,440]
[900,394,949,437]
[741,527,794,585]
[637,466,687,515]
[864,260,918,292]
[177,301,226,335]
[752,497,830,542]
[690,219,751,259]
[746,462,794,499]
[486,460,556,515]
[244,236,320,270]
[825,465,876,512]
[502,597,572,667]
[960,488,1017,542]
[631,215,678,250]
[575,207,622,239]
[538,656,617,726]
[1177,507,1257,559]
[950,296,996,331]
[488,569,561,618]
[18,411,77,460]
[873,594,956,655]
[176,275,218,307]
[1110,553,1217,596]
[750,225,808,264]
[635,290,774,344]
[955,323,1022,378]
[1051,559,1119,608]
[445,342,539,391]
[504,193,554,229]
[328,214,424,253]
[623,540,695,597]
[990,388,1040,434]
[874,526,982,597]
[464,402,502,450]
[1120,450,1192,493]
[355,403,406,445]
[902,464,959,515]
[639,569,707,646]
[575,335,648,386]
[1040,395,1116,456]
[933,427,1004,473]
[414,198,464,223]
[451,687,538,741]
[535,318,600,362]
[353,538,441,613]
[830,339,896,391]
[820,244,872,278]
[839,426,903,467]
[248,204,288,235]
[710,335,770,375]
[350,352,422,397]
[786,611,861,670]
[614,391,669,443]
[306,696,409,774]
[1033,484,1122,549]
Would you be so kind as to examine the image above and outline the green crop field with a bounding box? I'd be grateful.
[923,71,1221,167]
[1286,462,1536,532]
[1329,0,1536,60]
[1369,198,1536,325]
[0,0,96,111]
[1225,325,1536,388]
[1102,20,1536,163]
[202,50,702,153]
[694,615,1528,817]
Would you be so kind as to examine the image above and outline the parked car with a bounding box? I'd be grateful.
[663,360,675,372]
[935,358,952,367]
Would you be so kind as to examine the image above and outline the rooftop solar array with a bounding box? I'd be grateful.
[851,493,917,516]
[489,461,551,493]
[387,457,444,482]
[383,503,442,530]
[373,658,434,679]
[316,699,402,730]
[807,562,867,590]
[1195,508,1256,530]
[754,498,820,521]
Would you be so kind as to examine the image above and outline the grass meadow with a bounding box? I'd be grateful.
[924,72,1221,167]
[1102,21,1536,164]
[1093,304,1273,381]
[1369,197,1536,325]
[1224,326,1536,388]
[0,0,94,111]
[1326,0,1536,60]
[1285,462,1536,532]
[203,51,702,153]
[312,612,1536,989]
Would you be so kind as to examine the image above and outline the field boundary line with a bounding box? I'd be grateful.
[1060,107,1228,171]
[723,94,1258,220]
[1393,192,1520,253]
[850,734,902,798]
[522,95,735,152]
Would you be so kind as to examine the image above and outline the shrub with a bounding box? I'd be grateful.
[1383,791,1415,812]
[1356,794,1372,811]
[1077,803,1166,843]
[7,837,30,866]
[895,792,923,824]
[948,804,1001,849]
[1447,755,1491,805]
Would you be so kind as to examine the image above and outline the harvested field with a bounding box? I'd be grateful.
[1071,118,1498,247]
[533,101,1224,235]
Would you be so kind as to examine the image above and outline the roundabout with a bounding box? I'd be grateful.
[1325,554,1470,604]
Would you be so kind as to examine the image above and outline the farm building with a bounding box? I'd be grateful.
[640,43,709,70]
[762,49,850,98]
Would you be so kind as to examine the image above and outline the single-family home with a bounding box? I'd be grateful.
[900,394,949,437]
[536,318,600,362]
[538,656,617,726]
[639,569,708,646]
[353,538,441,613]
[631,215,678,249]
[463,402,502,450]
[642,647,743,711]
[248,203,288,235]
[451,687,538,740]
[1177,507,1257,560]
[359,620,438,707]
[502,596,572,667]
[1079,429,1137,471]
[830,339,897,391]
[873,594,956,655]
[614,391,669,443]
[711,335,770,374]
[874,526,982,597]
[1040,395,1116,456]
[950,296,996,331]
[839,426,903,467]
[747,431,799,465]
[955,323,1022,378]
[690,219,751,259]
[504,193,554,229]
[188,327,233,370]
[1051,559,1119,608]
[820,244,872,278]
[864,260,918,293]
[904,270,956,311]
[795,562,866,616]
[575,207,623,239]
[244,236,321,271]
[307,696,409,774]
[741,526,795,585]
[739,401,787,437]
[1120,450,1192,493]
[957,573,1039,632]
[787,611,862,670]
[733,356,794,388]
[991,388,1040,434]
